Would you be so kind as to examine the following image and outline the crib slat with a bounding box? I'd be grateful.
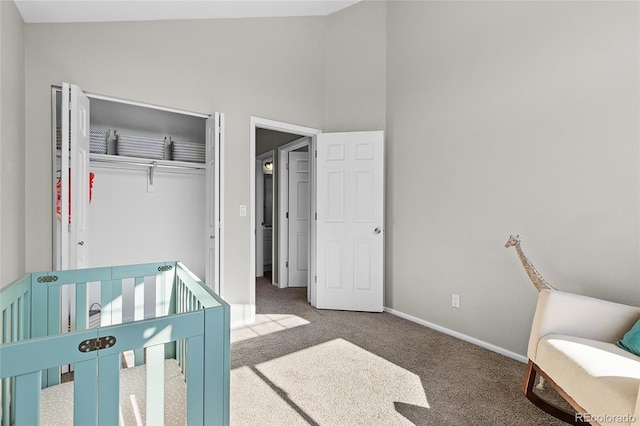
[97,353,119,426]
[146,344,164,426]
[74,358,97,426]
[11,302,18,344]
[46,286,62,387]
[14,371,40,426]
[19,290,29,341]
[2,307,8,343]
[187,334,204,425]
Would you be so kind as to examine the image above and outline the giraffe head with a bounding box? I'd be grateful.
[504,234,521,248]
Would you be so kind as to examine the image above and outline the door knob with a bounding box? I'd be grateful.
[210,235,215,239]
[78,241,85,246]
[374,227,382,234]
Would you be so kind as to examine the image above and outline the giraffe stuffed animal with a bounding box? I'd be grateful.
[505,234,555,391]
[505,234,555,292]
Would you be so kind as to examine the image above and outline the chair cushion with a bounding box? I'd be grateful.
[618,319,640,356]
[536,334,640,425]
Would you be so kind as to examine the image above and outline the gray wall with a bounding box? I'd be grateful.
[0,0,25,287]
[385,1,639,355]
[8,0,639,356]
[325,0,386,132]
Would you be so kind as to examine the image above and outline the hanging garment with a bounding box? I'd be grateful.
[57,171,95,223]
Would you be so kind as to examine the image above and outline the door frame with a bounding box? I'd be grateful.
[278,137,310,289]
[255,150,274,281]
[250,117,321,316]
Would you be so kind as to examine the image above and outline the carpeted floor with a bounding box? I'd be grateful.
[230,278,571,425]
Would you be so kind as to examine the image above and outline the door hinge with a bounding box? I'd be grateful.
[286,162,289,170]
[315,212,317,220]
[78,336,117,353]
[68,101,72,110]
[286,212,289,219]
[315,150,317,158]
[315,275,317,283]
[286,261,289,268]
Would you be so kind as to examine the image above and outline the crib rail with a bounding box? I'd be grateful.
[0,261,230,426]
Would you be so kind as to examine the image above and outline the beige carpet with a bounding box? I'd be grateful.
[230,278,570,426]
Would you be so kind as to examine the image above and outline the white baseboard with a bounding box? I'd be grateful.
[384,307,528,364]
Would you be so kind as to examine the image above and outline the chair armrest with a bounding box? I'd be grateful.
[527,289,640,361]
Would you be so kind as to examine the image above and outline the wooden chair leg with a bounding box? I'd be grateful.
[523,360,590,425]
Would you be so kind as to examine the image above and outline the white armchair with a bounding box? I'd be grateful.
[524,289,640,425]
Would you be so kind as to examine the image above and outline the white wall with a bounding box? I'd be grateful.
[0,0,25,288]
[385,1,640,355]
[25,16,326,324]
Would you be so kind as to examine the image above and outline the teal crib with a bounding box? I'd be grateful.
[0,261,229,425]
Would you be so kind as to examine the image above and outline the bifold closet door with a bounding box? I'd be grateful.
[206,112,224,295]
[59,82,91,271]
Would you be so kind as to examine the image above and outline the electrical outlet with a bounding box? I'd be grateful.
[452,293,460,308]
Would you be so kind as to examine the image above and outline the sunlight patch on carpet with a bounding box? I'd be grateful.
[255,338,430,425]
[231,314,310,343]
[231,366,309,426]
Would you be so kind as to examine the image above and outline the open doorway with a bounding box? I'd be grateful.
[255,150,275,283]
[250,117,321,312]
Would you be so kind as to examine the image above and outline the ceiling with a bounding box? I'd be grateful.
[14,0,361,24]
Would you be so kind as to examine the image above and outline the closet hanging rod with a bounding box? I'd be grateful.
[89,154,205,171]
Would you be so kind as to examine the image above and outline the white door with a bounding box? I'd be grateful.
[60,82,90,270]
[205,112,223,294]
[315,131,384,312]
[288,151,309,287]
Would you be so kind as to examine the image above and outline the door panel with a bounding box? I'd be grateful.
[288,151,309,287]
[316,131,384,312]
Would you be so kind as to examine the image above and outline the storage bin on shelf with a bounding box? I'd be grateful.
[56,127,110,154]
[116,130,166,160]
[170,138,206,163]
[89,129,109,154]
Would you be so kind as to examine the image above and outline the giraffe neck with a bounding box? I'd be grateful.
[514,243,554,292]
